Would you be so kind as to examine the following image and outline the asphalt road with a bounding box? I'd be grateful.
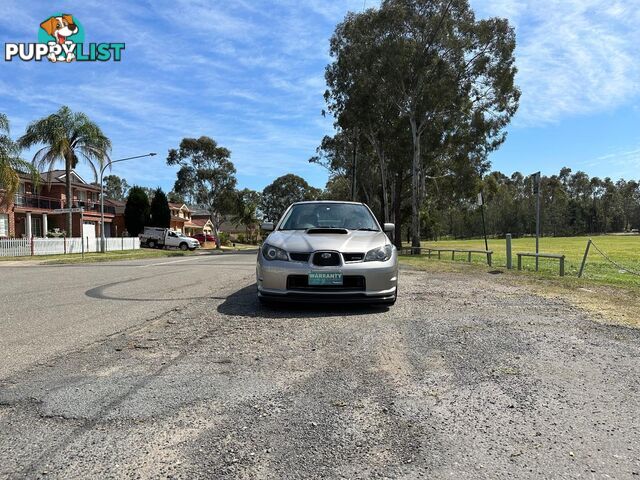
[0,252,257,378]
[1,253,639,479]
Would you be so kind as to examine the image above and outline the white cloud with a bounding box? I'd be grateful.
[597,147,640,170]
[472,0,640,126]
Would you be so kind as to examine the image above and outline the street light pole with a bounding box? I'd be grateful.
[100,153,157,253]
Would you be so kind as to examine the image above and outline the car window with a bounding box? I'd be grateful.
[279,203,379,231]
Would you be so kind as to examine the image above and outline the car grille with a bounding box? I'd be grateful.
[287,275,366,291]
[290,253,311,262]
[342,252,364,262]
[312,251,341,266]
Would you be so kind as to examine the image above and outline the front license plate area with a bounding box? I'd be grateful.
[308,272,343,286]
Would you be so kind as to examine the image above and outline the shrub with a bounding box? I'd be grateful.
[218,231,231,246]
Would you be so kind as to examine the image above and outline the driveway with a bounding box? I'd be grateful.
[1,253,639,478]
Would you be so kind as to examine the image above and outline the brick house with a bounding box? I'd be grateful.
[187,208,214,236]
[168,203,191,234]
[0,170,119,238]
[104,198,127,237]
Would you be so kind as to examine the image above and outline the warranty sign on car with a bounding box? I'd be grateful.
[308,272,343,286]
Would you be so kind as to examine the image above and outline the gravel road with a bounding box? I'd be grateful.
[1,254,639,479]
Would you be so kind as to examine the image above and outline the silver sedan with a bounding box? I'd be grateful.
[256,201,398,305]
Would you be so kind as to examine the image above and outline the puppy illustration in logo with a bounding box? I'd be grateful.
[39,15,78,62]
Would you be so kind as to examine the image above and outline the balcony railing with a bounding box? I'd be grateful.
[74,201,116,215]
[14,194,61,210]
[13,195,116,214]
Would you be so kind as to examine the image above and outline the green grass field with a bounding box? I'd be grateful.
[402,235,640,289]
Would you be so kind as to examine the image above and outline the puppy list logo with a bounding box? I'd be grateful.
[4,13,125,62]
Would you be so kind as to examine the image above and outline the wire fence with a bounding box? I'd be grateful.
[400,235,640,286]
[588,239,640,278]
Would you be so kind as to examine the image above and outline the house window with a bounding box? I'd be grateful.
[77,190,86,202]
[0,214,8,237]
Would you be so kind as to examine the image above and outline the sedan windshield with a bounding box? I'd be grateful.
[279,203,380,231]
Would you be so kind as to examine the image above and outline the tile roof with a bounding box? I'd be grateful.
[190,218,212,227]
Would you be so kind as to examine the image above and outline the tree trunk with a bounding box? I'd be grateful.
[368,136,390,224]
[393,172,403,249]
[409,116,421,250]
[378,151,389,223]
[65,157,72,236]
[211,211,221,249]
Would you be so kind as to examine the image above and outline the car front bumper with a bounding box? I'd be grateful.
[256,251,398,303]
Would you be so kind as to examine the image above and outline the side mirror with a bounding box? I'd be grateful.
[383,223,395,233]
[261,222,275,232]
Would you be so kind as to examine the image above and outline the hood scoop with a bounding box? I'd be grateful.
[306,228,349,235]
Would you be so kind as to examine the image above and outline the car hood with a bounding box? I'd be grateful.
[264,230,390,253]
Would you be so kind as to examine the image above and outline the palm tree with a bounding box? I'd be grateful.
[18,106,111,234]
[0,113,38,207]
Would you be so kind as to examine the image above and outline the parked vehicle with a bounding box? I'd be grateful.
[256,201,398,305]
[139,227,200,251]
[192,233,216,244]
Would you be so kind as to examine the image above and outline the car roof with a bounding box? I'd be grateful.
[291,200,365,206]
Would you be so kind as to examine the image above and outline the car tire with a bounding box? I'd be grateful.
[147,240,156,249]
[179,243,188,251]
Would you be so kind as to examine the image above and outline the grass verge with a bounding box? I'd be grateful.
[400,255,640,328]
[0,249,200,265]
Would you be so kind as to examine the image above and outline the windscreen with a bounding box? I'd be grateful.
[279,203,379,231]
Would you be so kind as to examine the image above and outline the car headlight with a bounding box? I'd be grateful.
[365,244,393,262]
[262,244,289,261]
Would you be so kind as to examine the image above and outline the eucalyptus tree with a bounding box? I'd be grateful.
[19,106,111,234]
[324,8,408,223]
[260,174,321,223]
[103,174,129,201]
[325,0,520,248]
[167,136,237,248]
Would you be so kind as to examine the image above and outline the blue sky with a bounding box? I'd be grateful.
[1,0,639,193]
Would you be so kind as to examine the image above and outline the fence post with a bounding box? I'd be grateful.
[487,252,492,267]
[467,251,472,262]
[505,234,512,269]
[560,256,565,277]
[64,236,67,254]
[30,237,34,256]
[517,254,522,271]
[122,236,124,251]
[578,239,592,278]
[82,236,85,258]
[451,251,455,261]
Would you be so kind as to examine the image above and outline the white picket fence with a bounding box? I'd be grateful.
[0,237,140,257]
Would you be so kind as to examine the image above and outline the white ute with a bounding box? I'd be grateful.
[139,227,200,251]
